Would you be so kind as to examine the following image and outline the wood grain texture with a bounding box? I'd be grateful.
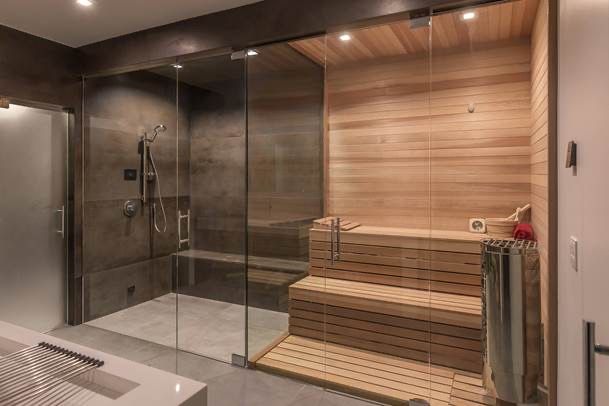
[288,275,482,372]
[290,0,539,66]
[530,0,550,386]
[320,41,532,230]
[256,335,495,405]
[309,228,483,297]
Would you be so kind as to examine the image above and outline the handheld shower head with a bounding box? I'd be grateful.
[149,124,167,142]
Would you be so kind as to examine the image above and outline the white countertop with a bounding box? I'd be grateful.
[0,321,206,405]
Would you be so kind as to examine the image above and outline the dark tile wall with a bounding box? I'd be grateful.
[83,70,190,321]
[188,77,246,255]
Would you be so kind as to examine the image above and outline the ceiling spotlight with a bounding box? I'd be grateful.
[76,0,94,6]
[462,11,477,20]
[247,50,259,56]
[171,63,183,69]
[339,33,352,42]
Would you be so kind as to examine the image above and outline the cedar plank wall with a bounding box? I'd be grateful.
[530,0,550,386]
[325,41,532,230]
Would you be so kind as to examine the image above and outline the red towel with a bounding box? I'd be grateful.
[513,223,535,240]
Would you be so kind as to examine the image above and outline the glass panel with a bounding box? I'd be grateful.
[81,67,178,350]
[246,42,325,363]
[0,103,67,332]
[293,17,433,402]
[174,54,247,363]
[429,1,537,403]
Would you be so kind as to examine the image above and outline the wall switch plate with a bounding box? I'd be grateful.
[569,236,578,271]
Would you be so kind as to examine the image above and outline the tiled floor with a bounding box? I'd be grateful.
[86,293,288,363]
[49,325,374,406]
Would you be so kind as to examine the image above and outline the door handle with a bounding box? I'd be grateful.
[584,320,609,406]
[178,209,190,248]
[330,218,335,265]
[56,205,65,239]
[335,217,341,261]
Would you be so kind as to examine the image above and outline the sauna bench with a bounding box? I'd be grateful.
[286,225,486,373]
[309,226,487,297]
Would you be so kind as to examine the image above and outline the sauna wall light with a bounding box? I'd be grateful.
[339,34,352,42]
[77,0,93,7]
[247,50,259,56]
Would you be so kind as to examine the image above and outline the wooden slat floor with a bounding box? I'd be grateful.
[255,335,495,406]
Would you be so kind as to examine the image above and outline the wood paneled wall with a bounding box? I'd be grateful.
[325,41,532,230]
[530,0,550,385]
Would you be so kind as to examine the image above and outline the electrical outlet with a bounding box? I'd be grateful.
[569,236,578,272]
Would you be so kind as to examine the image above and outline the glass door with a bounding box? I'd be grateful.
[245,42,325,365]
[0,102,68,332]
[319,19,434,403]
[175,53,248,363]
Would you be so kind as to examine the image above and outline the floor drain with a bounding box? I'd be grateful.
[409,399,430,406]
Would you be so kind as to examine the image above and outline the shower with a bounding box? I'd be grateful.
[140,124,167,233]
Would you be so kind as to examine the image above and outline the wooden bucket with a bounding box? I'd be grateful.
[486,218,518,238]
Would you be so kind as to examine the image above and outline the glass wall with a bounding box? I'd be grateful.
[246,43,325,361]
[81,67,179,351]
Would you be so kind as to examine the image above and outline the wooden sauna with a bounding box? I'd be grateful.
[252,0,550,404]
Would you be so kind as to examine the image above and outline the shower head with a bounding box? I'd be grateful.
[149,124,167,142]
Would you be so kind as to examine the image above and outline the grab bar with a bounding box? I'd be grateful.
[56,206,65,239]
[178,209,190,248]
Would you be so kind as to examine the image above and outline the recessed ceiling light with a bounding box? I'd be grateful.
[339,34,352,42]
[76,0,93,7]
[171,63,183,69]
[462,11,477,20]
[247,50,259,56]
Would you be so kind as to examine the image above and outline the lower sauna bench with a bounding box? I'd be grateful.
[289,276,483,373]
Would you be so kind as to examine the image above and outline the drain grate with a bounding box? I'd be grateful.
[0,342,104,405]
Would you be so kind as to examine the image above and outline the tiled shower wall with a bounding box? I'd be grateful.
[83,71,190,321]
[189,78,246,255]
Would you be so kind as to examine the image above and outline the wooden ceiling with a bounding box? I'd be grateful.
[248,43,320,75]
[290,0,540,66]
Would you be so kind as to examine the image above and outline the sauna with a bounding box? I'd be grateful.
[250,0,551,404]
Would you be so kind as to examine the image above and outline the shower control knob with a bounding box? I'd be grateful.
[123,200,138,218]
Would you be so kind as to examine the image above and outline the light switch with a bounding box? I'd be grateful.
[570,236,578,271]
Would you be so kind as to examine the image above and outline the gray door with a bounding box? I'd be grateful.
[0,102,67,332]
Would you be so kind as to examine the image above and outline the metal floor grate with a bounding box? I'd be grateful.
[0,342,104,405]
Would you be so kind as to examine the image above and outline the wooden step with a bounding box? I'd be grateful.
[255,335,495,406]
[309,226,483,297]
[289,276,482,372]
[291,276,481,329]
